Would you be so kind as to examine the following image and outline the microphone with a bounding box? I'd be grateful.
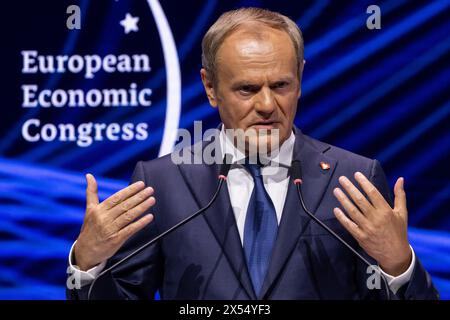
[87,154,233,299]
[290,160,391,300]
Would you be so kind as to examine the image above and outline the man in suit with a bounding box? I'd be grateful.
[67,8,438,300]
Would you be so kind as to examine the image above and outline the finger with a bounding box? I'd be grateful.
[102,181,145,210]
[354,172,391,210]
[338,176,374,215]
[114,196,156,230]
[86,174,99,209]
[117,214,154,242]
[394,177,407,215]
[333,207,364,240]
[333,187,368,227]
[110,186,154,219]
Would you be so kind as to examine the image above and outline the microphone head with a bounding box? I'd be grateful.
[218,154,233,180]
[290,160,303,185]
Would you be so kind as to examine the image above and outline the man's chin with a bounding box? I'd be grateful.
[225,126,282,158]
[245,131,281,159]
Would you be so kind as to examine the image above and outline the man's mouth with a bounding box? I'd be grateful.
[249,121,278,129]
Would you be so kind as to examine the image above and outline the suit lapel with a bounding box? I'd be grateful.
[177,139,256,299]
[259,128,338,299]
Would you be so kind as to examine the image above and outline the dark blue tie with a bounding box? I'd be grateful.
[243,163,278,296]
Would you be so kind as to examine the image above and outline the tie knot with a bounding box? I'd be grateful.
[244,163,262,178]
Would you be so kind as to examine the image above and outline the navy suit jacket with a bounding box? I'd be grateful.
[68,128,438,300]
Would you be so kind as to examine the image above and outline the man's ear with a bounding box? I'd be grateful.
[299,59,305,79]
[297,59,305,99]
[200,68,218,107]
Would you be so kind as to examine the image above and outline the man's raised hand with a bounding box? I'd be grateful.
[73,174,155,271]
[333,172,411,276]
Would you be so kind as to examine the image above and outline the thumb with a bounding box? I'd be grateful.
[86,173,99,209]
[394,177,407,216]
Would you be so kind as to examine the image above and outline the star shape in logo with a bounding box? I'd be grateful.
[120,13,139,34]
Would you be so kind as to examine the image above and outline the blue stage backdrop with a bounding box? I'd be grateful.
[0,0,449,299]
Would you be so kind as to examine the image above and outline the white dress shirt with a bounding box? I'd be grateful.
[220,128,295,243]
[68,127,415,294]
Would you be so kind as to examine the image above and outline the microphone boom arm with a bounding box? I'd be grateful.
[87,154,233,300]
[291,160,391,300]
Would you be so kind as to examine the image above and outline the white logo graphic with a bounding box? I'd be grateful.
[147,0,181,157]
[366,5,382,30]
[66,5,81,30]
[120,13,139,34]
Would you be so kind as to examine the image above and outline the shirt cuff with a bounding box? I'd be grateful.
[68,241,106,287]
[379,245,416,294]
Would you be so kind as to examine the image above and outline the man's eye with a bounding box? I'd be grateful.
[238,86,256,94]
[273,82,289,89]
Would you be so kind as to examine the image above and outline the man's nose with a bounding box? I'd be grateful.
[254,87,275,116]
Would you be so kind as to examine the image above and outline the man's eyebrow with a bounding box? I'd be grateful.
[271,76,295,83]
[231,76,295,87]
[231,81,260,88]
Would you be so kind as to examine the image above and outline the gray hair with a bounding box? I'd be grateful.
[201,7,304,85]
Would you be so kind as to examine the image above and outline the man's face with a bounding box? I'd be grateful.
[201,24,303,153]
